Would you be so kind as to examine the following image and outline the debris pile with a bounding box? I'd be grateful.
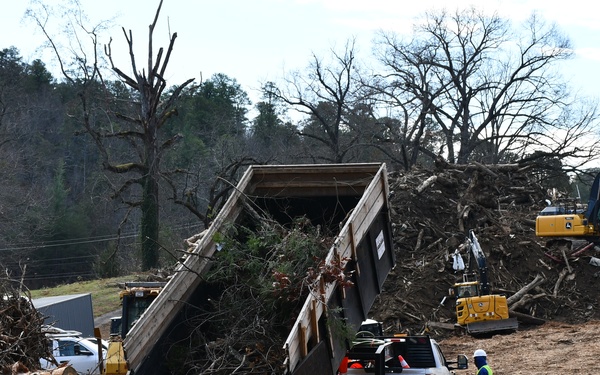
[0,281,52,374]
[370,163,600,335]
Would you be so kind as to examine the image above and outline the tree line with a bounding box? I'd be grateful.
[1,1,598,288]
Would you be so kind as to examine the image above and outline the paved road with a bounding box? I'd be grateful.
[94,309,121,326]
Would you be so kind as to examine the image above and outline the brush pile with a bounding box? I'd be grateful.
[0,280,54,375]
[370,163,600,336]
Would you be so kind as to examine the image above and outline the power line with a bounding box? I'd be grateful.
[0,222,203,252]
[0,233,138,252]
[2,256,100,269]
[20,272,97,281]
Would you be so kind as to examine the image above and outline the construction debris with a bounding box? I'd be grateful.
[371,164,600,336]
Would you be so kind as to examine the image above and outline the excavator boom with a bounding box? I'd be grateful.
[467,230,490,295]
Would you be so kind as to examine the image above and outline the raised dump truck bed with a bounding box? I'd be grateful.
[123,163,395,374]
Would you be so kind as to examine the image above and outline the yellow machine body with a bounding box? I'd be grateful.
[103,340,128,375]
[452,256,518,335]
[455,291,511,327]
[535,212,598,237]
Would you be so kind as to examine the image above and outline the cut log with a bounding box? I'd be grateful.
[50,367,78,375]
[509,310,546,325]
[473,161,498,178]
[415,229,424,252]
[416,175,437,194]
[560,247,572,273]
[7,363,77,375]
[553,268,569,297]
[509,293,547,311]
[426,321,456,330]
[507,274,545,306]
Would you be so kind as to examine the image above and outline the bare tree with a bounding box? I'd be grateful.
[27,0,194,270]
[371,8,600,169]
[276,39,362,163]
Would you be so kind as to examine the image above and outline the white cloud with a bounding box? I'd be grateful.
[4,0,599,103]
[576,47,600,62]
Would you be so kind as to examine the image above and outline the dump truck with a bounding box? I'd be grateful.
[101,163,395,375]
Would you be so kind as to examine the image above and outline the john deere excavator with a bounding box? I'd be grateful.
[535,172,600,241]
[451,230,518,335]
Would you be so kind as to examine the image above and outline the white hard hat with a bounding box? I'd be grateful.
[474,349,487,357]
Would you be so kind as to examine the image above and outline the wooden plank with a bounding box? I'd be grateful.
[299,323,308,357]
[249,163,383,178]
[124,165,257,370]
[310,300,320,344]
[349,222,360,276]
[328,183,386,264]
[249,163,381,196]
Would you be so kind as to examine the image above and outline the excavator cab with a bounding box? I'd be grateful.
[454,281,479,298]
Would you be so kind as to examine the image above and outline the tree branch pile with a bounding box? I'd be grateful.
[369,164,600,337]
[0,279,52,374]
[168,163,600,372]
[167,217,337,374]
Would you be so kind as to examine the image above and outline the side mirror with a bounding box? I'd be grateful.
[447,354,468,370]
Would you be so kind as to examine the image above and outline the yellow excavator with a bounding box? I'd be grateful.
[451,230,518,335]
[535,173,600,240]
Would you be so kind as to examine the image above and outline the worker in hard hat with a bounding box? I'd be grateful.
[473,349,493,375]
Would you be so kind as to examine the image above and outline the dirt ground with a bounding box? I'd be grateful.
[440,320,600,374]
[368,164,600,374]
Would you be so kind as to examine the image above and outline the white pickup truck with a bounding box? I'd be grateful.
[342,334,468,375]
[40,327,107,375]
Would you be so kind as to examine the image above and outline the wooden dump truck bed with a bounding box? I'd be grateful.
[123,163,395,375]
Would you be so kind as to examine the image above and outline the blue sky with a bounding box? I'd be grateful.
[3,0,600,105]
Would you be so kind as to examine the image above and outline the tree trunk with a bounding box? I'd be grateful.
[141,173,160,270]
[141,124,160,271]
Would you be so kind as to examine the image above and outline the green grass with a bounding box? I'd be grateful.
[28,275,141,317]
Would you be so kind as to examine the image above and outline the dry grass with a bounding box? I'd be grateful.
[28,275,139,317]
